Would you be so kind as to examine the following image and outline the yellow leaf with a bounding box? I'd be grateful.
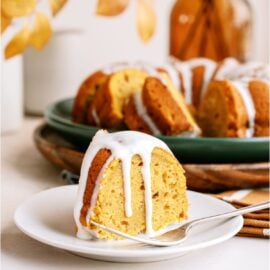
[96,0,129,16]
[1,12,12,33]
[47,0,67,16]
[136,0,156,43]
[2,0,36,18]
[5,26,30,59]
[29,12,52,50]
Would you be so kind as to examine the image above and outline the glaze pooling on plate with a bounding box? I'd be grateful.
[74,130,172,239]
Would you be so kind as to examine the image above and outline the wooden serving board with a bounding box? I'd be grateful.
[34,124,270,192]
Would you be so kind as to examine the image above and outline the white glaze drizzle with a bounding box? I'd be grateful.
[101,61,166,84]
[159,62,181,91]
[102,62,133,75]
[133,91,161,135]
[214,58,239,79]
[132,77,201,138]
[74,130,172,239]
[174,62,193,104]
[169,57,216,104]
[230,80,256,138]
[121,154,133,217]
[91,108,100,126]
[175,130,199,138]
[187,58,217,99]
[226,62,270,82]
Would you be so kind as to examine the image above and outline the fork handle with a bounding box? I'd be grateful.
[189,200,270,228]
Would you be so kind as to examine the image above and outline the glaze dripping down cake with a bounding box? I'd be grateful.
[124,77,200,136]
[72,62,201,136]
[74,130,188,240]
[72,59,270,138]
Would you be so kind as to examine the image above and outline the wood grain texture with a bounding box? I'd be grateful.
[34,124,269,192]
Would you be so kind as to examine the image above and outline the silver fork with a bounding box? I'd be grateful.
[91,200,270,247]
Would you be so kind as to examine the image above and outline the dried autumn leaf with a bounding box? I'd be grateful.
[136,0,156,43]
[48,0,67,16]
[2,0,36,18]
[29,12,52,50]
[1,12,12,33]
[96,0,129,16]
[5,26,30,59]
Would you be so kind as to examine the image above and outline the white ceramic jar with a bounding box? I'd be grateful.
[24,29,83,115]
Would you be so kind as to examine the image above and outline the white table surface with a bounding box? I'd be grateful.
[1,117,270,270]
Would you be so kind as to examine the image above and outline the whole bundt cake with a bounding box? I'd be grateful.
[74,130,188,240]
[72,58,270,138]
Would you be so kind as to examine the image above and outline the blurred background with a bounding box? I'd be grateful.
[1,0,269,133]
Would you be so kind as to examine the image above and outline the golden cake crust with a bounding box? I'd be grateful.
[142,77,192,135]
[198,80,248,137]
[80,148,112,226]
[249,80,270,136]
[72,71,108,124]
[123,96,152,134]
[124,77,192,135]
[87,76,122,128]
[199,79,270,137]
[191,65,205,108]
[87,69,149,128]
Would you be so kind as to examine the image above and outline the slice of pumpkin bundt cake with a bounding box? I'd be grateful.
[198,79,270,137]
[72,71,108,124]
[74,130,188,240]
[87,69,149,129]
[124,77,201,136]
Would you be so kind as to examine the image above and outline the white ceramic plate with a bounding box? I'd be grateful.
[14,185,243,263]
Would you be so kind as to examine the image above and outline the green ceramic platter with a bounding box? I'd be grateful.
[45,98,269,163]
